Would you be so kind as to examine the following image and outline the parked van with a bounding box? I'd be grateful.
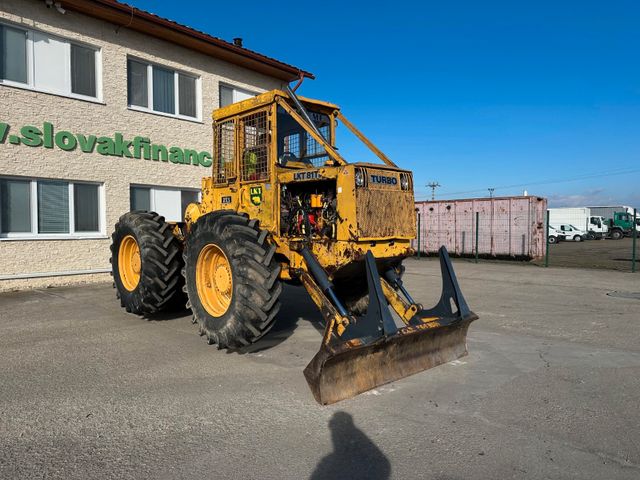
[548,225,565,244]
[552,224,587,242]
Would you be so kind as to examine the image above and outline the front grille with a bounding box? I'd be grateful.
[355,168,416,239]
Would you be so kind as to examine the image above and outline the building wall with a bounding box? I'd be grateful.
[0,0,284,291]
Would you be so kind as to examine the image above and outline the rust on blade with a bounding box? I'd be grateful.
[303,315,477,405]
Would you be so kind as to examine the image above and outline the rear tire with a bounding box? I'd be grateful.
[183,211,282,349]
[111,211,185,315]
[611,230,623,240]
[573,235,582,242]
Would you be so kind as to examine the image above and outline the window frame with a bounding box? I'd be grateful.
[219,82,259,108]
[127,56,202,122]
[0,20,103,103]
[0,176,106,240]
[130,184,201,221]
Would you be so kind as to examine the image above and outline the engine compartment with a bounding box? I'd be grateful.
[280,180,338,238]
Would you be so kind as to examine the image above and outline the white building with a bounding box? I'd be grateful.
[0,0,312,291]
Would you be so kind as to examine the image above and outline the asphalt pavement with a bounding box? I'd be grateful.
[0,259,639,479]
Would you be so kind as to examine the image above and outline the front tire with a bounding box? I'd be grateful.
[111,211,185,314]
[183,212,282,349]
[611,230,623,240]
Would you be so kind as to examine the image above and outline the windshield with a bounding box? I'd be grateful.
[277,105,332,167]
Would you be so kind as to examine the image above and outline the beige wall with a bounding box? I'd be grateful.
[0,0,284,291]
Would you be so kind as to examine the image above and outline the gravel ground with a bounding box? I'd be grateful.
[531,237,639,271]
[0,258,639,479]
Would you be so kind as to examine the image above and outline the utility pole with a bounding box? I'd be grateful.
[488,188,495,198]
[427,182,440,200]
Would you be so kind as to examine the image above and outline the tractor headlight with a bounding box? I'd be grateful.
[400,174,410,190]
[355,169,365,188]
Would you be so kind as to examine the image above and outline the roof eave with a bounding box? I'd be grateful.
[60,0,314,82]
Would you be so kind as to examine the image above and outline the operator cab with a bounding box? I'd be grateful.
[276,106,334,168]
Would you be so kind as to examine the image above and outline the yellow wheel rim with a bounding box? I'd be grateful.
[196,244,233,317]
[118,235,141,291]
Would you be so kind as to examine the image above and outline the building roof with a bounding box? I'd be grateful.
[61,0,314,82]
[212,89,339,121]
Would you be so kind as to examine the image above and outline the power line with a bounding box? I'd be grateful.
[427,181,441,200]
[429,167,640,198]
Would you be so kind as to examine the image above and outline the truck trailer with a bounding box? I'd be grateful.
[548,207,608,240]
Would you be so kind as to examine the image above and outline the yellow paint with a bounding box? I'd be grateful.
[118,235,141,291]
[181,89,424,340]
[196,244,233,317]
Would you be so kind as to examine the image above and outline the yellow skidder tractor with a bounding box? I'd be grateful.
[111,87,477,404]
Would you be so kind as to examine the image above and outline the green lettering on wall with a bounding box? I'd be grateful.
[77,134,97,153]
[183,149,199,166]
[20,126,43,147]
[133,136,151,160]
[55,131,77,151]
[169,147,184,164]
[0,121,212,168]
[96,137,115,155]
[152,144,168,162]
[0,123,10,143]
[198,151,212,167]
[114,133,133,158]
[43,122,54,148]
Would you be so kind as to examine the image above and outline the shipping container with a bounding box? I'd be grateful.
[414,195,547,259]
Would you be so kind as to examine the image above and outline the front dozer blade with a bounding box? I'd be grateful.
[303,248,477,405]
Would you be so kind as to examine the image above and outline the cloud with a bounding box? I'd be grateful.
[547,189,613,208]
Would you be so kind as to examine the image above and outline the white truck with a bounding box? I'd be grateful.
[548,207,608,240]
[586,206,640,239]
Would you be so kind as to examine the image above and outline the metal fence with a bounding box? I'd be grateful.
[413,205,639,273]
[540,208,639,273]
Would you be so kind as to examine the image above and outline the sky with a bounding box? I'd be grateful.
[130,0,640,208]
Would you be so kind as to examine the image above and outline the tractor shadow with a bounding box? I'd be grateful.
[310,411,391,480]
[232,284,325,354]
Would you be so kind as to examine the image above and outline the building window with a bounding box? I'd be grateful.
[0,178,104,238]
[130,186,200,222]
[0,22,100,101]
[219,84,257,107]
[127,58,200,120]
[0,178,30,233]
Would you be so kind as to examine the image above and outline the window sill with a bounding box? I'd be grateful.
[0,81,105,105]
[0,234,108,241]
[127,105,203,124]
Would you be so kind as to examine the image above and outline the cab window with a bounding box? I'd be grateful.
[276,105,331,167]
